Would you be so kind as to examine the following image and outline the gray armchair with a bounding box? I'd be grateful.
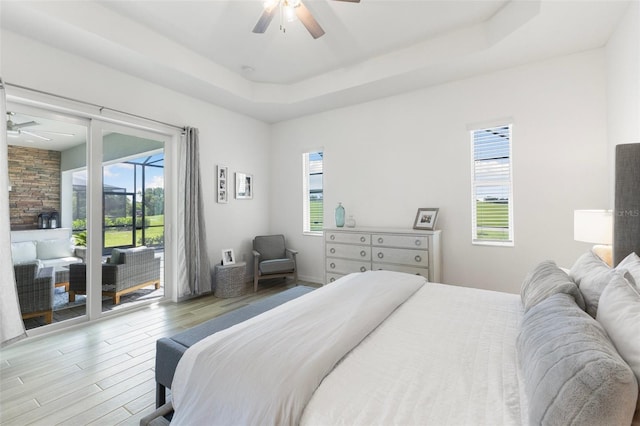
[252,235,298,292]
[14,262,55,324]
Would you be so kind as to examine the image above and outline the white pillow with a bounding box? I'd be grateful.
[597,272,640,379]
[11,241,37,263]
[36,239,73,260]
[597,272,640,423]
[618,252,640,289]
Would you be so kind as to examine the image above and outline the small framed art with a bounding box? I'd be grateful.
[222,248,235,265]
[217,165,228,203]
[235,172,253,199]
[413,208,439,230]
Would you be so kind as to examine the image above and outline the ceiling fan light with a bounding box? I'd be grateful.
[263,0,278,10]
[285,5,297,22]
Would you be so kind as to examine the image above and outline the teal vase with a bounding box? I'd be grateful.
[335,202,345,227]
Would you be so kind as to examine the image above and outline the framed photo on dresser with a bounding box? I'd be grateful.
[413,208,439,230]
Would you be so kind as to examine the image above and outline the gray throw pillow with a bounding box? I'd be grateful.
[110,248,124,264]
[520,260,585,313]
[517,293,638,426]
[570,250,616,317]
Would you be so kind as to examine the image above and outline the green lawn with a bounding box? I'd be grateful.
[310,200,323,231]
[104,226,164,247]
[476,201,509,240]
[104,215,164,247]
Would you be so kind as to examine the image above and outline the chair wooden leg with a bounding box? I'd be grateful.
[254,276,259,292]
[69,291,76,302]
[44,310,53,324]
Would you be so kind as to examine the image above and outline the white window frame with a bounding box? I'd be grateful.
[302,150,323,236]
[470,123,514,246]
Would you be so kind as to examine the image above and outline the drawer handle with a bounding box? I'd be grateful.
[360,266,366,272]
[360,250,366,257]
[377,252,384,259]
[415,255,422,262]
[330,248,336,254]
[415,239,421,246]
[330,235,335,240]
[330,262,336,269]
[378,237,384,243]
[360,236,366,242]
[329,277,335,282]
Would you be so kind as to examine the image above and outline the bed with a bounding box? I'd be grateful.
[144,252,640,426]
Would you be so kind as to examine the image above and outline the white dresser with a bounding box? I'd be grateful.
[324,227,441,284]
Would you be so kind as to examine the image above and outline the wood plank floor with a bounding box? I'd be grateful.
[0,280,318,425]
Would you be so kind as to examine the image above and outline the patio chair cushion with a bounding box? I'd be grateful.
[11,241,37,264]
[36,238,74,260]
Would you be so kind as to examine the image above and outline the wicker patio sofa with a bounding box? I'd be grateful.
[69,247,161,304]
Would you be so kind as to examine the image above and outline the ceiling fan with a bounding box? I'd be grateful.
[253,0,360,39]
[6,112,75,141]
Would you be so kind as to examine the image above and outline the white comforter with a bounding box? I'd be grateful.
[170,271,425,425]
[301,281,526,426]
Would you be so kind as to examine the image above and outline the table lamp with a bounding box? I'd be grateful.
[574,209,613,266]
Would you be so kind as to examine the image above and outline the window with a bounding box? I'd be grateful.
[471,124,513,246]
[303,151,323,234]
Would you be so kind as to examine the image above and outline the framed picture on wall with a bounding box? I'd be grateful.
[217,165,228,203]
[413,208,439,230]
[235,172,253,199]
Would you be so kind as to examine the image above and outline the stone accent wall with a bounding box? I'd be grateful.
[8,145,61,230]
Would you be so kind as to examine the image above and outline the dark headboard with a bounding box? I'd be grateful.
[614,143,640,266]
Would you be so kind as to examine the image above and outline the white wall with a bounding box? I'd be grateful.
[4,13,630,296]
[271,49,609,293]
[1,30,272,286]
[606,1,640,204]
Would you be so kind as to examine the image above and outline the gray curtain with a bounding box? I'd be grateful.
[0,78,27,345]
[178,127,212,297]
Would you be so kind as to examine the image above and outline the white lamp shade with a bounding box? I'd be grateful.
[574,210,613,244]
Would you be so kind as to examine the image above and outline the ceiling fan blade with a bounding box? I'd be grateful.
[252,4,278,34]
[296,2,325,39]
[20,130,52,141]
[32,130,76,137]
[12,120,39,129]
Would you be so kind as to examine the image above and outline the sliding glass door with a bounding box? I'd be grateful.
[99,126,166,313]
[7,100,174,331]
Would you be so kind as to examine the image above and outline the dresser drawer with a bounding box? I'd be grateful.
[325,232,370,245]
[372,234,428,249]
[372,247,428,267]
[326,258,369,274]
[326,243,370,261]
[372,263,429,279]
[325,272,345,284]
